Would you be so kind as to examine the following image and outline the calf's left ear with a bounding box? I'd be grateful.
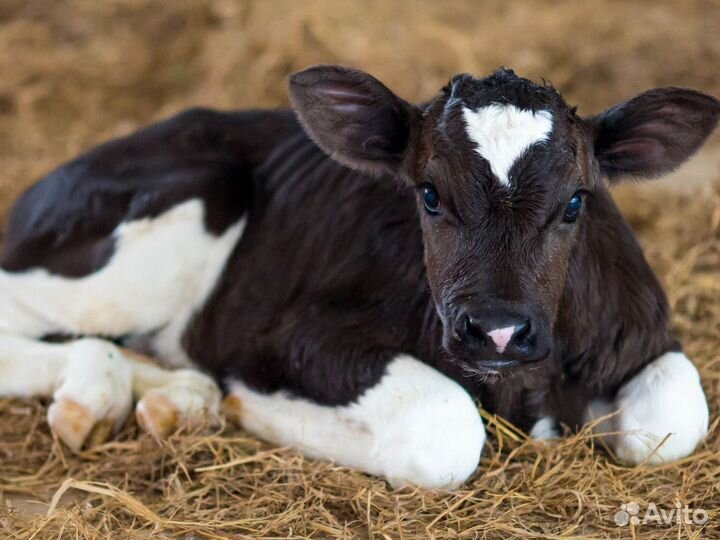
[289,65,422,178]
[588,88,720,180]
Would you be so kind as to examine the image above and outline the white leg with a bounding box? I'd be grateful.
[127,350,222,438]
[0,334,221,450]
[227,355,485,489]
[586,351,709,464]
[0,335,133,451]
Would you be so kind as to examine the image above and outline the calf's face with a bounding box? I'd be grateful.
[290,66,720,372]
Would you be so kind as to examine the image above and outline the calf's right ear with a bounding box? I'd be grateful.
[289,65,422,178]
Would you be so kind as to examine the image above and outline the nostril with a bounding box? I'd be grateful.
[512,320,535,346]
[463,315,486,344]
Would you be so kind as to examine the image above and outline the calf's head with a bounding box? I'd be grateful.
[289,65,719,371]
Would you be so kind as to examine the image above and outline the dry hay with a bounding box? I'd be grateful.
[2,1,720,539]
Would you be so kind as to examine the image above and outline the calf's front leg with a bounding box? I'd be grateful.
[227,355,486,489]
[586,351,709,464]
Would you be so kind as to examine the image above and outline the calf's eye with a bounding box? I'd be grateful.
[563,192,583,223]
[422,183,441,215]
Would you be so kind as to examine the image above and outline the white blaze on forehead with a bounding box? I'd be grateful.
[461,104,554,186]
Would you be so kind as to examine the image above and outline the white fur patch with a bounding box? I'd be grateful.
[0,335,83,398]
[227,355,485,489]
[529,416,559,439]
[0,199,244,367]
[461,104,553,186]
[585,352,708,464]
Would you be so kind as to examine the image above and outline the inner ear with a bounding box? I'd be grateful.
[289,65,421,178]
[588,87,720,181]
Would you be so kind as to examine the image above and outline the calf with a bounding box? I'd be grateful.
[0,66,716,488]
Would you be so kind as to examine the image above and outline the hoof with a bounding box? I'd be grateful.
[48,398,99,452]
[86,418,116,448]
[135,374,222,439]
[136,392,180,439]
[222,394,243,426]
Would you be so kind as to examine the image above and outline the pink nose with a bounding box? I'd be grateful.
[487,326,516,354]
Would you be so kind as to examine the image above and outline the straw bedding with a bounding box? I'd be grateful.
[1,1,719,538]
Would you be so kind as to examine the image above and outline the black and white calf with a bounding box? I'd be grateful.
[0,66,716,488]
